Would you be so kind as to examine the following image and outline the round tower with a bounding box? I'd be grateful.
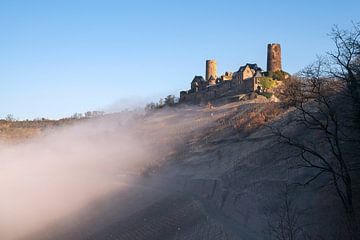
[267,43,282,72]
[206,60,217,82]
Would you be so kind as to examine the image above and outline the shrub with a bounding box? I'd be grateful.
[258,77,276,91]
[165,95,175,106]
[261,92,273,99]
[266,70,290,81]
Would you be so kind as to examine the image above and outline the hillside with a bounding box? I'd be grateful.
[10,97,357,240]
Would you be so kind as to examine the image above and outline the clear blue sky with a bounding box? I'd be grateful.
[0,0,359,119]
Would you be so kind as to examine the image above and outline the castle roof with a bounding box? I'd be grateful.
[254,71,263,78]
[191,75,206,83]
[238,63,262,73]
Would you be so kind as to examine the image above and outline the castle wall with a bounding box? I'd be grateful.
[267,43,282,72]
[236,78,256,93]
[180,79,254,104]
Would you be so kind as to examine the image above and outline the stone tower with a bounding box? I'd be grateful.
[206,60,217,82]
[267,43,282,72]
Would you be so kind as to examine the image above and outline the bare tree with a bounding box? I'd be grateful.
[5,114,15,121]
[265,185,312,240]
[273,24,360,238]
[328,22,360,125]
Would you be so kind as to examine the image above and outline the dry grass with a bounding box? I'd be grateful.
[171,102,287,159]
[232,103,284,134]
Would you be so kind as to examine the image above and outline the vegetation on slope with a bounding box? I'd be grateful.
[265,70,291,81]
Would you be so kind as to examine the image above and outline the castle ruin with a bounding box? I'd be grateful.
[179,43,284,103]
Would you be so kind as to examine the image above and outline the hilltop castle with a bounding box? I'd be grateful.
[179,43,286,103]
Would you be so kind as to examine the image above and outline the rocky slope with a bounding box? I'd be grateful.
[17,99,356,239]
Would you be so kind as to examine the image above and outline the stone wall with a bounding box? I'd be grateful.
[180,78,255,104]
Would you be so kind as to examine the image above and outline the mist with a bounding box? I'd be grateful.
[0,106,214,239]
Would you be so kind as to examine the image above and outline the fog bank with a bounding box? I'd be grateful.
[0,107,214,239]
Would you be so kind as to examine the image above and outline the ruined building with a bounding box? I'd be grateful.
[179,43,284,103]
